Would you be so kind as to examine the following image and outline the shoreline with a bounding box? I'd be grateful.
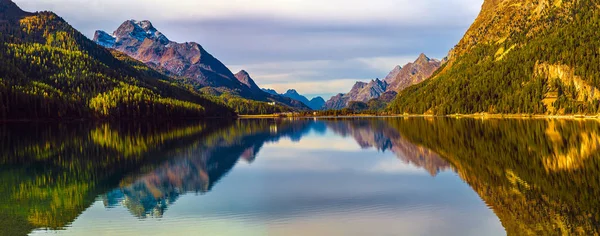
[240,113,600,120]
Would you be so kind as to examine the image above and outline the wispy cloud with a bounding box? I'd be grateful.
[229,56,422,97]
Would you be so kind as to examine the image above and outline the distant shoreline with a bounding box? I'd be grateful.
[239,113,600,120]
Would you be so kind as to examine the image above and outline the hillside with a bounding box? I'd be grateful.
[0,0,235,119]
[391,0,600,115]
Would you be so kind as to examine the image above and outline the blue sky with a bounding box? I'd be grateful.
[14,0,483,99]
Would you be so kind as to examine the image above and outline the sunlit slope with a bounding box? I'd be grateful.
[391,0,600,115]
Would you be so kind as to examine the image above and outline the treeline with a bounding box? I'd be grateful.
[220,94,293,115]
[0,11,235,120]
[391,0,600,115]
[301,100,391,116]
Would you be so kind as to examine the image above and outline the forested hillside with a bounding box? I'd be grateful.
[0,0,235,120]
[391,0,600,115]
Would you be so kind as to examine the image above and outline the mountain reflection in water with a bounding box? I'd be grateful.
[1,118,599,235]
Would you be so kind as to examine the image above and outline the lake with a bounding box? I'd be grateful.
[1,118,598,235]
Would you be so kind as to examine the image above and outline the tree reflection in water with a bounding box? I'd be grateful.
[1,118,599,235]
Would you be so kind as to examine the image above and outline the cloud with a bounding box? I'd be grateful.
[370,158,430,175]
[15,0,482,25]
[229,56,421,97]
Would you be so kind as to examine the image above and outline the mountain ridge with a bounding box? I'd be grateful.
[94,20,310,111]
[261,88,325,110]
[94,20,249,95]
[323,78,388,110]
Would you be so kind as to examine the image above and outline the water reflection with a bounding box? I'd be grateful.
[1,118,600,235]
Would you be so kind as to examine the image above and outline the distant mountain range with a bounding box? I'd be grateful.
[323,54,441,110]
[262,88,325,110]
[94,20,310,111]
[323,79,389,110]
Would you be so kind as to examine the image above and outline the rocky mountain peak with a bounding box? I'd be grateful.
[110,19,169,45]
[370,78,386,84]
[384,65,403,81]
[385,54,441,93]
[237,70,250,76]
[415,53,431,64]
[135,20,155,31]
[93,30,116,48]
[234,70,261,91]
[351,81,368,90]
[285,89,299,95]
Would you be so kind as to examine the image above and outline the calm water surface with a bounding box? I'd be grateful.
[1,118,599,235]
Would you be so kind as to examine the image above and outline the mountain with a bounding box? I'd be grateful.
[262,88,278,95]
[323,54,440,111]
[94,20,248,95]
[0,0,235,120]
[283,89,325,110]
[391,0,600,115]
[231,71,310,111]
[384,65,402,81]
[323,79,388,110]
[308,97,326,110]
[234,70,262,94]
[283,89,310,105]
[323,93,349,111]
[385,53,442,93]
[261,88,325,110]
[94,21,310,111]
[324,119,451,176]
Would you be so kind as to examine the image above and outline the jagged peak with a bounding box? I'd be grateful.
[262,88,278,93]
[351,82,368,90]
[285,89,299,94]
[112,19,169,44]
[236,70,250,76]
[132,20,155,31]
[93,30,116,48]
[415,53,431,64]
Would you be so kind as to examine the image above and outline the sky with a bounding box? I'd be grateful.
[14,0,483,99]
